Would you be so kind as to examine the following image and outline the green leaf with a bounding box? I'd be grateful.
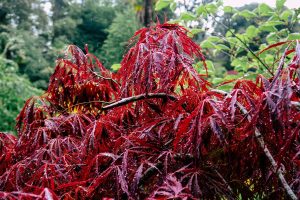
[180,12,197,21]
[168,19,181,24]
[287,33,300,40]
[236,33,249,43]
[207,36,220,42]
[170,2,177,12]
[232,56,248,72]
[227,37,239,48]
[263,20,285,27]
[239,10,257,20]
[236,47,245,55]
[259,25,278,32]
[218,84,235,92]
[216,0,223,7]
[291,10,299,22]
[206,60,215,71]
[280,10,293,21]
[278,28,289,37]
[155,0,173,11]
[194,61,214,74]
[265,54,274,64]
[225,29,234,37]
[244,72,259,80]
[188,28,204,37]
[268,15,281,21]
[231,58,241,67]
[258,3,274,16]
[223,6,236,13]
[111,64,121,71]
[205,3,218,14]
[190,28,204,35]
[216,44,230,51]
[246,25,258,39]
[266,32,278,44]
[212,77,224,85]
[234,63,248,72]
[196,5,206,16]
[276,0,286,10]
[200,40,215,49]
[232,13,239,20]
[259,43,268,51]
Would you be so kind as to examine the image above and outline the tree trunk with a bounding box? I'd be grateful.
[143,0,153,27]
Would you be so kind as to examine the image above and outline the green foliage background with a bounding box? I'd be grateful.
[156,0,300,90]
[0,0,142,132]
[0,57,42,133]
[100,8,141,68]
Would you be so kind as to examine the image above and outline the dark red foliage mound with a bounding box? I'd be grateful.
[1,23,300,199]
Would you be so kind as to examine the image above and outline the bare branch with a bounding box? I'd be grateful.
[102,93,177,110]
[211,89,297,200]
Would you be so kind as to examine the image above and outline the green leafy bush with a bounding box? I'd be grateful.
[156,0,300,89]
[100,9,141,69]
[0,57,42,133]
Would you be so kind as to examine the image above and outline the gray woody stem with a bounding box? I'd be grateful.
[102,93,177,110]
[211,89,297,200]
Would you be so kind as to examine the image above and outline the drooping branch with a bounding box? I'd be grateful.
[102,93,177,110]
[211,89,297,200]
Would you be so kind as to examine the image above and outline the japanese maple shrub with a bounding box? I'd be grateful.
[0,23,299,199]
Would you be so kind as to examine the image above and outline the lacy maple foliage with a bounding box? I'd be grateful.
[0,23,300,199]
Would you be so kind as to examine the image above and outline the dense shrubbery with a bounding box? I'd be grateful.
[157,0,300,89]
[0,58,42,132]
[0,0,144,132]
[0,23,299,199]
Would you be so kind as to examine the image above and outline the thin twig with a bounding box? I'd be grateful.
[211,89,297,200]
[102,93,177,110]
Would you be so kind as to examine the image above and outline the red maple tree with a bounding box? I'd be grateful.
[0,23,299,199]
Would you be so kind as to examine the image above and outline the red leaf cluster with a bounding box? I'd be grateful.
[0,23,300,199]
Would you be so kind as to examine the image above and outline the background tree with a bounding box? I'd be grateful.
[0,54,42,133]
[158,0,300,88]
[0,0,51,87]
[69,0,116,53]
[100,8,141,68]
[0,0,144,132]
